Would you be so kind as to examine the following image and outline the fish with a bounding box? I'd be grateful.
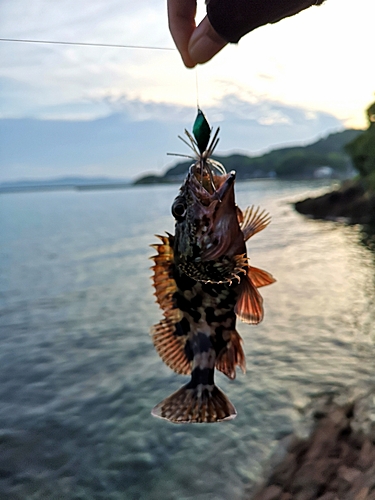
[150,110,275,423]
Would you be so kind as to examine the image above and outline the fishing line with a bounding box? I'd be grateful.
[2,36,204,138]
[1,35,201,118]
[0,38,175,51]
[195,66,200,110]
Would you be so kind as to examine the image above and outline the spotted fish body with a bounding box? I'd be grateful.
[150,113,275,423]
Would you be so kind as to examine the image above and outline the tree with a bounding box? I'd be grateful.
[345,101,375,186]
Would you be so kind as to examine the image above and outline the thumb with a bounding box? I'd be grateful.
[188,16,227,65]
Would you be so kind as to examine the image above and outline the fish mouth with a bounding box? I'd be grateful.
[187,164,236,204]
[185,166,242,261]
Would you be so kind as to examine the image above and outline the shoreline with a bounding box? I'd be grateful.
[294,180,375,225]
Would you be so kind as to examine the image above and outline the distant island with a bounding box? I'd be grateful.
[134,129,362,185]
[0,176,132,194]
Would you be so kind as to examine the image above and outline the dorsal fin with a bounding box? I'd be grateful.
[150,234,181,322]
[151,319,191,375]
[240,206,271,241]
[150,234,191,374]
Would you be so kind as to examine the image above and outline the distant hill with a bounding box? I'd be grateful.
[134,129,362,184]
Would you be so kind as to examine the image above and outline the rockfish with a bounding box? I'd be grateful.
[150,111,275,423]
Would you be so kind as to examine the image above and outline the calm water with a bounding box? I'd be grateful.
[0,180,375,500]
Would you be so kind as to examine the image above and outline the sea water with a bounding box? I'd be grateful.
[0,180,374,500]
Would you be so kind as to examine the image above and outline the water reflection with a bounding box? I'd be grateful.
[0,181,375,500]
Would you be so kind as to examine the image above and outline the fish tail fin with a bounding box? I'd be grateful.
[151,384,236,424]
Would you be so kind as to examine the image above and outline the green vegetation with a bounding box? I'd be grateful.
[294,102,375,225]
[345,101,375,191]
[133,174,166,185]
[134,128,362,184]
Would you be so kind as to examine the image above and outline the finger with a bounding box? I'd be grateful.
[167,0,197,68]
[188,16,227,65]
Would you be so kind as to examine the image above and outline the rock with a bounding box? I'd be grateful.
[249,394,375,500]
[294,181,375,225]
[256,485,283,500]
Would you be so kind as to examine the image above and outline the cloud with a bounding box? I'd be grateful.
[2,0,374,129]
[0,0,175,119]
[0,94,345,182]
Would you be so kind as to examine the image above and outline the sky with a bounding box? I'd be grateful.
[0,0,374,181]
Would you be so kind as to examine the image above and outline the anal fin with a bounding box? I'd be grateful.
[216,330,246,380]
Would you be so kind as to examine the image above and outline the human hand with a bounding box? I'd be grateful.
[167,0,227,68]
[168,0,324,68]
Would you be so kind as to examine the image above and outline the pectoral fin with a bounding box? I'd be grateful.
[234,272,264,324]
[249,266,276,288]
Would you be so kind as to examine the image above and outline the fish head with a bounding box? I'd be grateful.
[171,163,246,282]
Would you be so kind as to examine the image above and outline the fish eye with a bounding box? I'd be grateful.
[172,199,187,220]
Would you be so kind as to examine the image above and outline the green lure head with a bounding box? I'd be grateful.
[168,109,225,183]
[193,109,211,154]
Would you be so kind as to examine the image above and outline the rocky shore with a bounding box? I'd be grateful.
[250,179,375,499]
[250,392,375,500]
[294,181,375,225]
